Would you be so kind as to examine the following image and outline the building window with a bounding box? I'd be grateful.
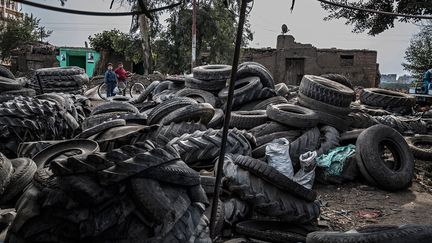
[340,55,354,66]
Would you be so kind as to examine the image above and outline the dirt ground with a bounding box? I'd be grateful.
[316,159,432,231]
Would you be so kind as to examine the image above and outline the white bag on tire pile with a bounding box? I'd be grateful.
[265,138,316,189]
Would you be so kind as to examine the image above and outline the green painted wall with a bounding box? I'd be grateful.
[56,48,100,78]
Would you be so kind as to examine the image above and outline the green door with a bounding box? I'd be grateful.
[68,55,86,71]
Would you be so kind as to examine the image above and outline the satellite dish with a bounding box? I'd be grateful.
[282,24,289,35]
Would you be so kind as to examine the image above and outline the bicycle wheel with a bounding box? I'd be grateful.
[130,83,145,98]
[97,82,108,100]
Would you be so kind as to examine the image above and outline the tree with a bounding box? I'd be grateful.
[153,1,253,74]
[0,14,52,60]
[320,0,432,35]
[403,22,432,79]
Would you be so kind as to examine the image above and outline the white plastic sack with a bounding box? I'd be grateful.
[293,151,317,189]
[113,86,120,95]
[266,138,294,178]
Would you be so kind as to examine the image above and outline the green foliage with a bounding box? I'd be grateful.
[153,1,253,74]
[0,14,52,60]
[321,0,432,35]
[403,23,432,79]
[88,29,143,64]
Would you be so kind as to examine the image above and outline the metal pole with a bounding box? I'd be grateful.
[191,0,197,70]
[36,74,44,94]
[209,0,248,239]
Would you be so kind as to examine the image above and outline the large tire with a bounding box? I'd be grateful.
[306,224,432,243]
[185,76,227,91]
[317,126,340,156]
[320,74,353,89]
[267,104,318,128]
[0,153,13,195]
[230,110,267,129]
[0,158,37,204]
[193,65,232,80]
[175,88,217,107]
[91,102,139,116]
[356,124,414,191]
[208,109,224,128]
[153,122,207,146]
[147,97,197,125]
[406,135,432,160]
[299,75,354,107]
[159,103,215,125]
[82,112,128,130]
[249,121,292,137]
[275,83,290,97]
[251,96,289,110]
[233,155,317,201]
[35,66,85,76]
[1,88,36,97]
[0,77,22,92]
[76,119,126,139]
[130,81,160,104]
[348,112,378,129]
[0,65,15,79]
[218,76,262,100]
[256,130,302,147]
[236,63,275,89]
[236,220,308,243]
[315,110,350,132]
[298,93,350,116]
[289,127,321,165]
[360,88,415,108]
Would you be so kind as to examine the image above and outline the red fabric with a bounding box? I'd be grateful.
[114,67,127,80]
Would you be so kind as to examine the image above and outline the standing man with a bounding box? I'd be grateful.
[104,63,117,97]
[114,62,128,96]
[423,68,432,94]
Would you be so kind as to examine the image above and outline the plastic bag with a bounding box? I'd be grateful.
[113,86,119,95]
[293,151,317,189]
[266,138,293,178]
[316,144,356,176]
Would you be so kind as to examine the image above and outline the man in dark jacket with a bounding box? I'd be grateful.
[104,63,117,97]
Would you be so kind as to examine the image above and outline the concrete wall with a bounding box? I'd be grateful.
[242,35,379,88]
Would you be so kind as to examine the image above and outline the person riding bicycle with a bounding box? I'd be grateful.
[104,63,117,97]
[114,62,130,96]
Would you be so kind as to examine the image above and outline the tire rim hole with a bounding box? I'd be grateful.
[380,142,401,171]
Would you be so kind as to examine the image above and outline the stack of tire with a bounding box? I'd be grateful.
[297,75,355,132]
[360,88,415,115]
[0,94,83,157]
[0,65,35,98]
[29,67,89,94]
[6,140,211,242]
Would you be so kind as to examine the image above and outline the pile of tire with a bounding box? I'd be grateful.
[29,67,89,94]
[5,140,211,242]
[0,65,35,98]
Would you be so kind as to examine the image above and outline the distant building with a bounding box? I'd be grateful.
[242,35,379,88]
[397,75,415,84]
[0,0,22,23]
[57,47,101,78]
[381,74,397,83]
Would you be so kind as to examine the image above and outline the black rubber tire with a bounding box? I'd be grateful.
[315,110,350,132]
[200,176,217,196]
[275,83,290,97]
[0,65,15,79]
[230,110,267,129]
[236,63,275,89]
[0,153,13,195]
[35,66,84,76]
[208,109,224,128]
[340,129,364,145]
[143,160,201,186]
[299,75,354,107]
[289,127,321,165]
[359,105,392,116]
[193,65,232,80]
[320,74,353,89]
[236,220,308,243]
[147,97,197,125]
[306,224,432,243]
[205,198,224,238]
[91,102,138,116]
[0,158,37,204]
[249,121,292,137]
[256,130,302,147]
[130,81,160,104]
[267,104,319,128]
[76,119,126,139]
[360,88,415,108]
[239,61,267,70]
[348,112,378,129]
[1,88,36,97]
[82,112,128,130]
[185,76,227,91]
[406,135,432,160]
[298,93,350,116]
[356,124,414,191]
[219,76,262,100]
[153,81,172,95]
[317,126,340,156]
[176,88,217,107]
[159,103,215,125]
[32,139,100,169]
[251,96,289,110]
[0,77,23,92]
[233,155,317,201]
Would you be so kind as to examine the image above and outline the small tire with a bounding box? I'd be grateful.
[360,88,415,108]
[406,135,432,160]
[320,74,353,89]
[230,110,267,129]
[176,88,217,107]
[91,101,139,116]
[159,103,215,125]
[236,63,275,89]
[0,65,15,79]
[193,65,232,80]
[267,104,318,128]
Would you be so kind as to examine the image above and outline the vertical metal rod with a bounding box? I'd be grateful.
[191,0,197,70]
[209,0,248,239]
[36,74,44,94]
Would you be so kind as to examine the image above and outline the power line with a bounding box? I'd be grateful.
[11,0,183,17]
[317,0,432,20]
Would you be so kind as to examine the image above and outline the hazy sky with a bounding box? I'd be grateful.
[23,0,421,75]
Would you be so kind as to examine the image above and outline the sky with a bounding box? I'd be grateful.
[22,0,422,76]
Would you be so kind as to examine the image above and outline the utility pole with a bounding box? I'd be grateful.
[191,0,197,71]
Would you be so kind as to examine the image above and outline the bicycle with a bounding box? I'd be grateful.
[97,74,145,100]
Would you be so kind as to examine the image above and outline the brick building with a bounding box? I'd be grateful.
[242,35,379,88]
